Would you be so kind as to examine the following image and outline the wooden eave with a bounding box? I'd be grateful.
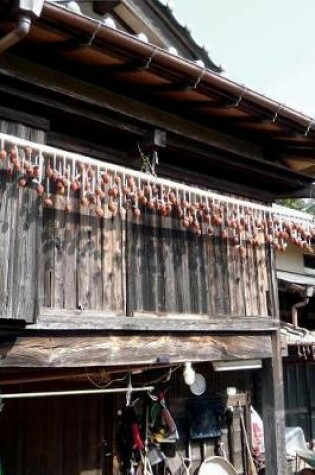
[0,3,314,192]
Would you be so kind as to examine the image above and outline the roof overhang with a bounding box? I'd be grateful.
[91,0,221,71]
[0,1,314,194]
[277,270,315,288]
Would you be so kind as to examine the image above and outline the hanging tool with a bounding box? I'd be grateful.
[157,391,178,437]
[182,433,192,475]
[148,391,178,442]
[238,403,258,475]
[143,401,154,475]
[201,440,207,463]
[182,456,191,475]
[225,406,235,465]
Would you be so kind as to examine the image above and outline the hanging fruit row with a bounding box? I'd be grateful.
[0,142,314,254]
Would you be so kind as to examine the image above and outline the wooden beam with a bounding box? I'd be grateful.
[0,369,101,385]
[0,105,49,130]
[0,57,309,192]
[138,128,166,151]
[183,100,246,110]
[47,131,275,201]
[261,332,287,475]
[0,334,272,367]
[140,82,192,93]
[47,131,138,164]
[35,311,278,332]
[237,120,285,133]
[166,135,309,188]
[27,39,86,54]
[93,0,120,15]
[266,246,280,321]
[279,148,315,158]
[96,60,144,74]
[0,81,145,138]
[0,55,263,161]
[0,365,156,385]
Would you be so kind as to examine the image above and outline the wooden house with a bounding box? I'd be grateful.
[276,228,315,449]
[0,0,314,474]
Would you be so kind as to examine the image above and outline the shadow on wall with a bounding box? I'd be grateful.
[0,391,113,475]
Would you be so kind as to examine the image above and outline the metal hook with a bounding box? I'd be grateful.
[233,86,247,107]
[304,118,315,137]
[147,391,158,401]
[271,103,283,123]
[87,20,102,47]
[143,47,159,70]
[191,68,206,89]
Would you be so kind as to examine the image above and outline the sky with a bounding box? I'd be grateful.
[175,0,315,118]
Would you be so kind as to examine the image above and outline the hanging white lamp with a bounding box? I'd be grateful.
[183,362,196,385]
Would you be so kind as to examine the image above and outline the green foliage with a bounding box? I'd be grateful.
[275,198,305,210]
[275,198,315,215]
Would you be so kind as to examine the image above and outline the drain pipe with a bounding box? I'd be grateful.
[0,0,44,55]
[0,15,32,55]
[291,287,313,330]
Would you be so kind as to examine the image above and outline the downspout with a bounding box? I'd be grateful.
[0,0,44,56]
[291,297,310,330]
[0,15,32,55]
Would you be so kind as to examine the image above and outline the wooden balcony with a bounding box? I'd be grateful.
[0,182,277,327]
[40,200,273,321]
[0,131,312,328]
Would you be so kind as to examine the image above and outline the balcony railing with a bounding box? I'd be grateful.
[0,132,313,322]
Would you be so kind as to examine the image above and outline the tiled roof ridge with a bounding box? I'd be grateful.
[152,0,222,72]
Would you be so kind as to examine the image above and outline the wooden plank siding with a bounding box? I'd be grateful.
[0,123,275,322]
[0,389,113,475]
[124,211,271,318]
[0,184,274,321]
[0,120,45,323]
[41,203,126,315]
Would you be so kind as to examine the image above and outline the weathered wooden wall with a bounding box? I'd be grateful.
[0,389,114,475]
[0,121,275,322]
[0,121,45,323]
[127,212,271,317]
[40,207,273,318]
[0,174,274,322]
[41,198,125,314]
[0,367,253,475]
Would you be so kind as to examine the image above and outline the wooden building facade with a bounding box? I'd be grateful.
[0,1,314,474]
[277,242,315,446]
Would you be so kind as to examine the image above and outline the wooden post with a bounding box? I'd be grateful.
[261,331,287,475]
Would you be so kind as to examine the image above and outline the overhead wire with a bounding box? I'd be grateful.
[86,368,129,389]
[141,365,181,387]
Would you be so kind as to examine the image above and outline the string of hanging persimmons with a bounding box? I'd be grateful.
[0,141,314,257]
